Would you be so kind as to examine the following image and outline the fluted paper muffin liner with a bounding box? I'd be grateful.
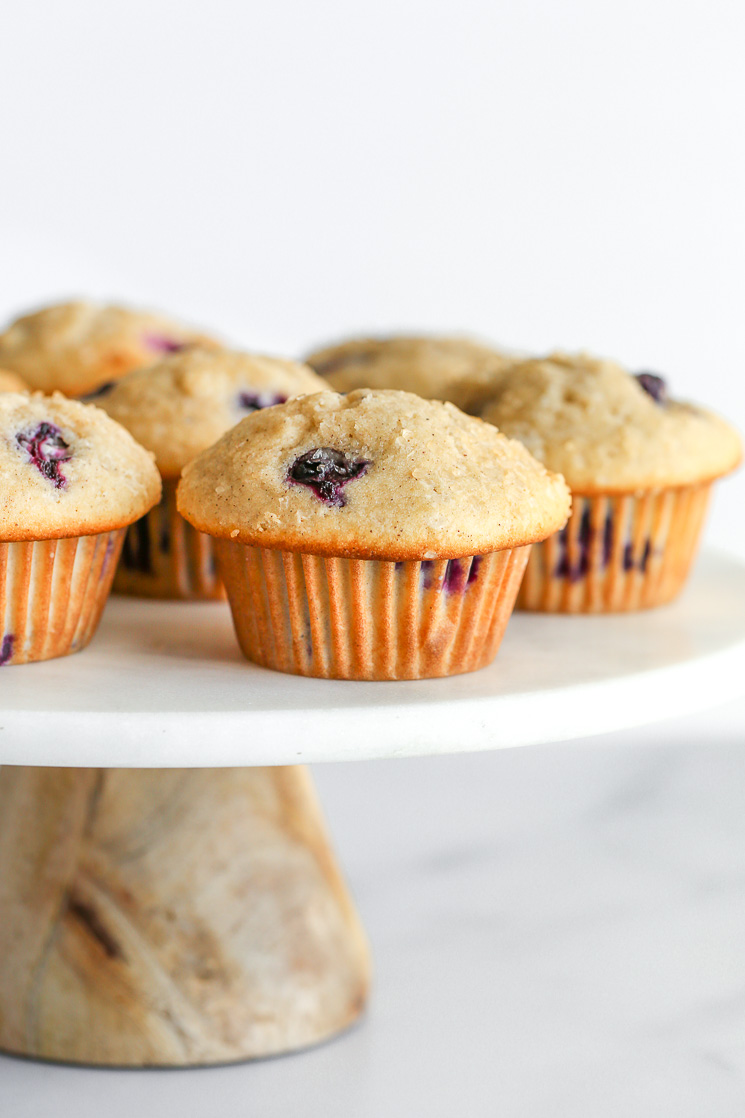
[215,540,531,680]
[0,529,125,666]
[114,479,224,600]
[517,482,712,613]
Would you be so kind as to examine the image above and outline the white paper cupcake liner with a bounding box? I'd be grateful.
[517,483,712,612]
[114,479,224,600]
[215,541,531,680]
[0,529,125,666]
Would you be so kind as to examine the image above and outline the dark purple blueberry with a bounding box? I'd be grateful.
[421,556,481,593]
[623,538,653,573]
[159,505,171,554]
[634,372,667,405]
[467,556,482,586]
[444,559,466,594]
[80,381,117,401]
[100,535,117,578]
[17,422,72,489]
[0,634,14,666]
[288,447,370,507]
[143,334,187,354]
[556,508,616,582]
[602,513,614,567]
[556,507,592,581]
[122,516,153,574]
[238,391,287,412]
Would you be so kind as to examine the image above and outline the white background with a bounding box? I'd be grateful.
[2,3,745,1115]
[0,0,743,552]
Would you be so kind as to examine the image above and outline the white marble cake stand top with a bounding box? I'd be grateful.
[1,551,744,768]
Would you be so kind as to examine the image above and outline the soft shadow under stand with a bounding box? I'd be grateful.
[1,551,744,1067]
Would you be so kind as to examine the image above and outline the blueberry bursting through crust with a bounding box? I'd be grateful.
[634,372,667,405]
[288,447,370,507]
[16,422,72,489]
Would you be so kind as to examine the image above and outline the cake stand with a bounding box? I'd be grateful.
[1,550,744,1068]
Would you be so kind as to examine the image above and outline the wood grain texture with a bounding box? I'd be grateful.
[0,765,370,1066]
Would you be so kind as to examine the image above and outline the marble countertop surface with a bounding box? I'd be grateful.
[3,696,745,1117]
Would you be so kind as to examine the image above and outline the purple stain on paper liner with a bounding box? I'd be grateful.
[603,513,613,566]
[288,447,370,507]
[444,559,467,594]
[17,422,72,489]
[238,391,288,412]
[467,557,482,585]
[122,516,153,575]
[554,506,655,580]
[420,556,482,593]
[100,535,116,578]
[0,635,14,666]
[623,539,653,573]
[634,372,667,405]
[555,508,615,582]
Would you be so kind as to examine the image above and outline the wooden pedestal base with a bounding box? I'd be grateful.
[0,765,371,1067]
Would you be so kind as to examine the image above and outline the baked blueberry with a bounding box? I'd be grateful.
[143,334,187,354]
[623,538,652,573]
[635,372,667,405]
[0,634,14,666]
[17,422,72,489]
[122,516,153,574]
[238,390,287,412]
[555,507,615,581]
[420,556,481,593]
[288,447,370,507]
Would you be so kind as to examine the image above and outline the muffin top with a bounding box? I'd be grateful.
[0,300,219,398]
[0,392,161,541]
[177,389,571,560]
[305,335,515,414]
[97,347,327,478]
[0,369,28,393]
[480,354,742,493]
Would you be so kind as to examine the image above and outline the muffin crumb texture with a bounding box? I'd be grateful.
[0,392,161,540]
[0,301,218,397]
[98,347,326,477]
[480,353,742,492]
[306,335,516,413]
[178,389,571,560]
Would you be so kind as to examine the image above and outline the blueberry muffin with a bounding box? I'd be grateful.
[0,392,160,665]
[98,347,326,599]
[177,389,570,679]
[0,300,219,398]
[305,335,515,414]
[480,353,742,611]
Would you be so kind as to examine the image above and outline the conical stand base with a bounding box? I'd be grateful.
[0,765,370,1067]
